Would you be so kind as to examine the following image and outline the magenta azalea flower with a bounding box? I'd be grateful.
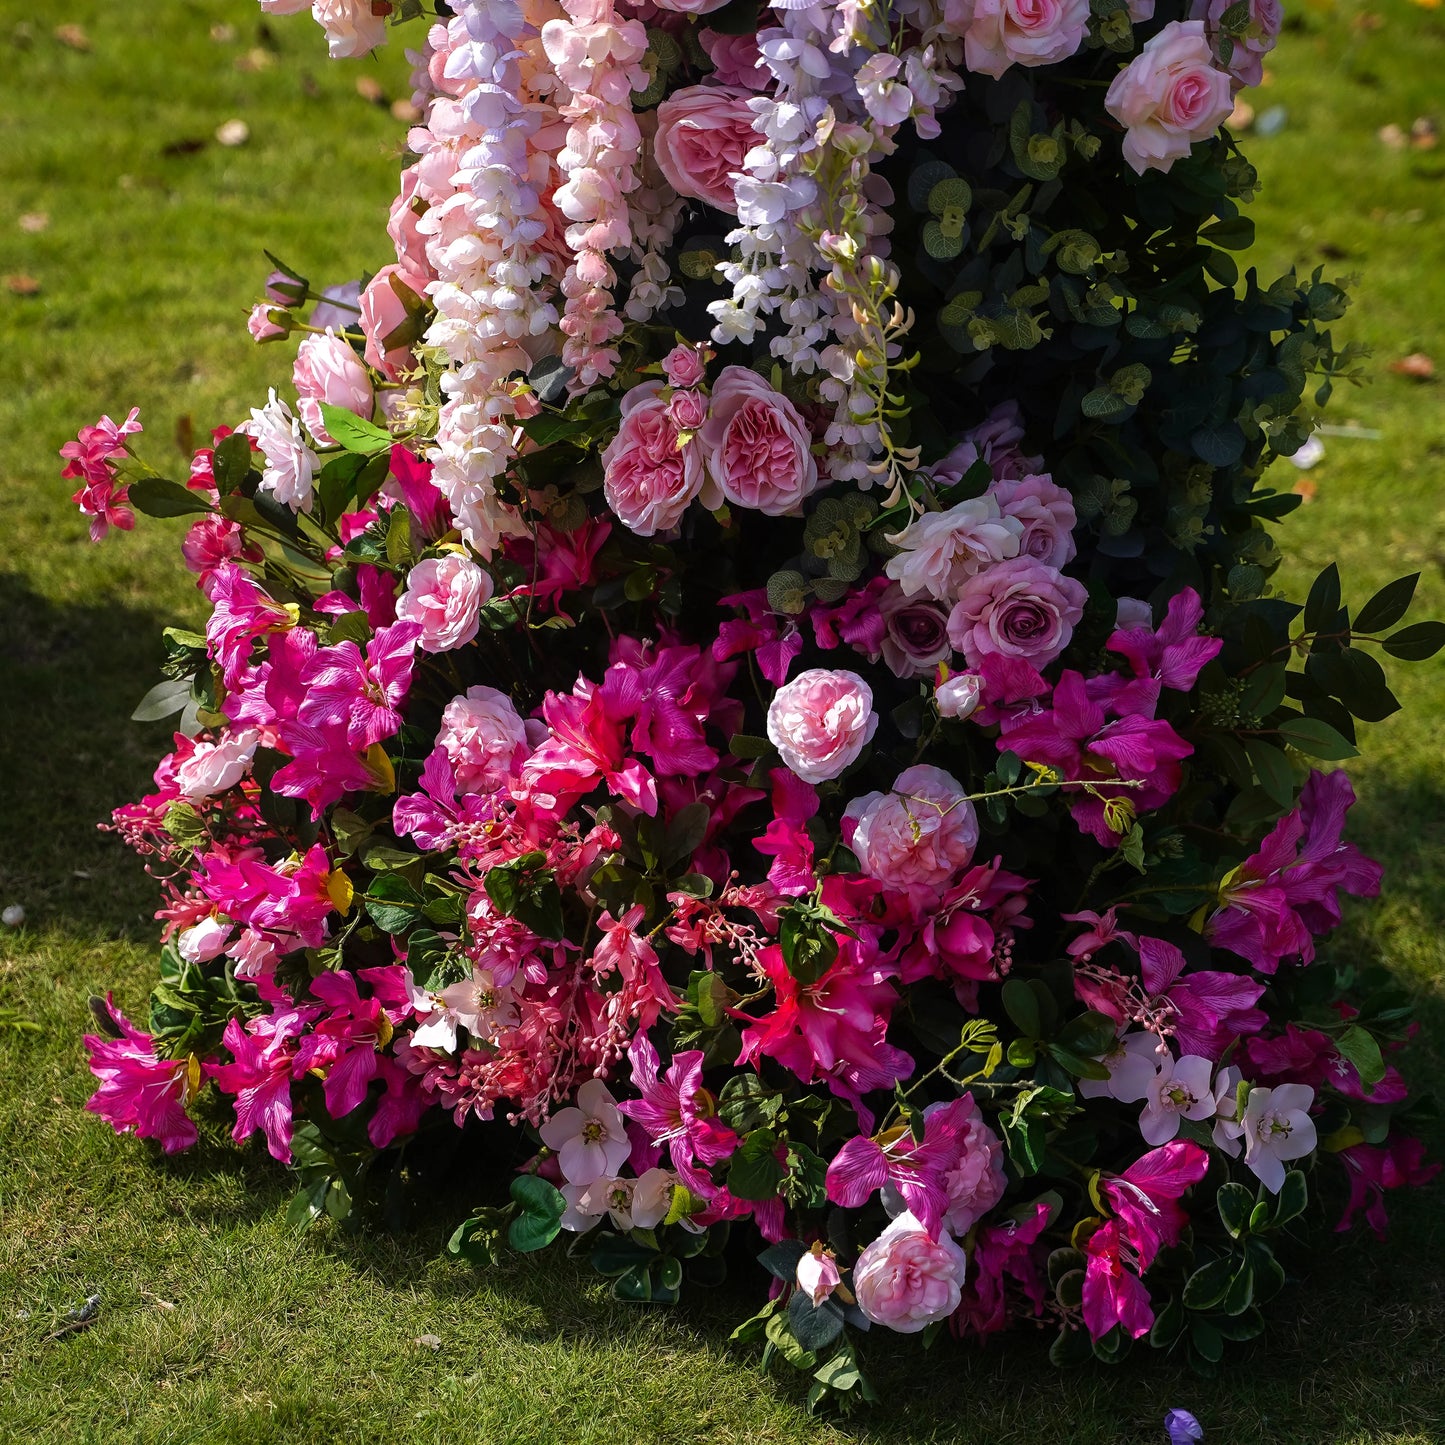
[83,995,198,1155]
[300,618,422,749]
[1097,588,1223,717]
[208,1007,319,1163]
[618,1030,736,1191]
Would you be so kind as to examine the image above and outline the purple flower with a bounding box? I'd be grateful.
[1164,1408,1204,1444]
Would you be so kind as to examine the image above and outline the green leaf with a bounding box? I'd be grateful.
[212,432,256,494]
[1182,1256,1234,1311]
[131,677,193,723]
[1274,715,1358,761]
[129,477,213,519]
[1382,621,1445,661]
[1271,1169,1308,1226]
[1244,738,1296,808]
[757,1240,808,1282]
[1217,1181,1254,1239]
[727,1129,786,1202]
[364,873,425,934]
[1352,573,1418,634]
[507,1175,566,1253]
[788,1291,845,1352]
[1334,1023,1386,1088]
[1001,977,1041,1038]
[1303,563,1341,635]
[318,403,392,455]
[1201,215,1255,250]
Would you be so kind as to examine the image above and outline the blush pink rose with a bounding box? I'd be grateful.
[174,729,261,801]
[601,381,706,537]
[700,367,820,517]
[845,764,979,895]
[653,86,760,215]
[438,685,531,795]
[666,389,708,432]
[248,304,287,343]
[700,29,769,88]
[311,0,387,59]
[885,496,1024,604]
[396,553,493,653]
[963,0,1091,78]
[853,1210,969,1334]
[989,473,1077,570]
[935,669,982,721]
[1105,21,1235,175]
[293,331,374,446]
[1193,0,1282,88]
[387,165,430,276]
[360,264,427,379]
[947,556,1088,668]
[661,344,707,390]
[766,668,878,784]
[932,1097,1007,1235]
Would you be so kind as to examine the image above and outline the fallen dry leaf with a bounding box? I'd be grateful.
[1291,477,1318,503]
[391,98,423,124]
[18,211,49,233]
[235,47,274,73]
[1410,116,1439,150]
[1390,352,1436,380]
[4,274,40,296]
[215,118,250,147]
[414,1334,442,1351]
[161,137,207,158]
[210,23,237,43]
[356,75,386,105]
[53,23,90,51]
[1378,123,1407,150]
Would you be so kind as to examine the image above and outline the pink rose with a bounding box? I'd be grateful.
[700,367,820,517]
[796,1248,842,1307]
[845,764,979,895]
[649,0,733,17]
[879,587,954,679]
[700,29,769,89]
[1105,21,1235,175]
[989,473,1077,569]
[174,729,261,801]
[311,0,387,58]
[661,344,707,390]
[387,166,430,276]
[947,557,1088,668]
[653,86,760,215]
[438,685,532,796]
[293,331,374,446]
[853,1210,969,1334]
[601,381,706,537]
[396,554,493,653]
[360,264,427,379]
[265,269,306,306]
[932,1097,1007,1235]
[247,304,287,343]
[929,401,1045,487]
[963,0,1091,78]
[766,668,878,784]
[885,496,1024,604]
[935,670,982,721]
[1193,0,1282,88]
[666,389,708,432]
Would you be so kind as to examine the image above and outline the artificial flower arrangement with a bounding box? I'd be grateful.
[74,0,1442,1405]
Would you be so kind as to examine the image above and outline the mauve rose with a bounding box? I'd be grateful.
[311,0,387,58]
[293,331,374,446]
[846,764,979,895]
[438,685,531,795]
[601,381,706,537]
[853,1210,969,1334]
[947,556,1088,668]
[766,668,878,784]
[885,496,1024,604]
[879,586,954,678]
[174,729,261,801]
[661,344,706,390]
[397,554,492,653]
[312,280,363,331]
[248,304,286,343]
[1194,0,1282,87]
[989,473,1077,569]
[935,670,982,720]
[1105,21,1235,175]
[361,264,427,379]
[653,86,759,215]
[265,269,306,306]
[700,367,820,517]
[963,0,1091,78]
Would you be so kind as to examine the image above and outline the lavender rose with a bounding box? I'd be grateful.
[880,586,954,678]
[947,556,1088,668]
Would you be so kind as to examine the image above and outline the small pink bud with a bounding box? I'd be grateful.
[796,1246,841,1307]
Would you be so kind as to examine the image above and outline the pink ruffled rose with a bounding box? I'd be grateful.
[293,331,374,446]
[1193,0,1282,88]
[360,264,426,379]
[666,389,708,432]
[963,0,1091,78]
[853,1210,969,1334]
[933,1097,1007,1235]
[311,0,387,59]
[846,764,979,895]
[700,367,820,517]
[989,473,1077,569]
[885,496,1024,604]
[766,668,878,785]
[948,557,1087,669]
[653,86,760,215]
[700,30,769,89]
[1105,21,1235,175]
[661,344,707,390]
[396,554,493,653]
[438,685,531,795]
[601,381,706,537]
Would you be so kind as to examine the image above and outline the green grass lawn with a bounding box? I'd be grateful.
[1,2,1442,1441]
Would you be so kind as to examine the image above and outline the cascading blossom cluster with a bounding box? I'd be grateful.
[71,0,1440,1404]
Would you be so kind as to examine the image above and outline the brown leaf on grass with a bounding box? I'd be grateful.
[1410,116,1439,150]
[1390,352,1436,380]
[391,98,423,124]
[162,137,207,157]
[1291,477,1318,503]
[210,23,237,43]
[53,24,90,51]
[18,211,49,233]
[4,274,40,296]
[175,415,195,457]
[235,47,274,73]
[1378,123,1408,150]
[356,75,386,105]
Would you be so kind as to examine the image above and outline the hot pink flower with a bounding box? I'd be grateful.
[295,966,410,1120]
[204,564,289,687]
[84,995,198,1154]
[766,668,878,785]
[601,381,706,537]
[1336,1137,1440,1240]
[618,1030,736,1189]
[300,618,422,749]
[1082,1221,1155,1340]
[714,589,804,687]
[1096,587,1222,718]
[1101,1138,1210,1269]
[753,767,820,897]
[952,1199,1052,1338]
[699,367,820,517]
[853,1210,969,1333]
[208,1007,318,1163]
[653,86,759,214]
[948,557,1088,670]
[271,718,389,818]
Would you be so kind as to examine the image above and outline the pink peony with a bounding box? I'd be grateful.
[947,557,1088,669]
[853,1210,969,1333]
[885,496,1024,604]
[700,367,820,517]
[293,331,374,446]
[1193,0,1282,88]
[989,474,1077,570]
[1105,21,1235,175]
[438,685,531,795]
[360,264,426,379]
[962,0,1091,79]
[654,86,759,213]
[846,764,979,895]
[766,668,878,784]
[396,553,493,653]
[601,381,706,537]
